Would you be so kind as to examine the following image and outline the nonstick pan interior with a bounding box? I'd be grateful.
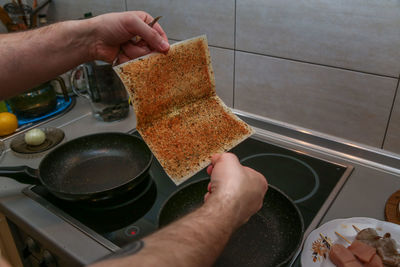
[158,178,304,267]
[39,132,152,196]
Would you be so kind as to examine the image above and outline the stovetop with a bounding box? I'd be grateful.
[23,130,352,262]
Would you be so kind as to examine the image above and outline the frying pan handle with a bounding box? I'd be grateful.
[0,166,40,185]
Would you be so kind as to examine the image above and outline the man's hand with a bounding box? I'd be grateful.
[0,257,12,267]
[0,11,170,99]
[205,153,268,229]
[87,11,170,63]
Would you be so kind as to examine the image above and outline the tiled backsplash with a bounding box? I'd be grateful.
[234,51,397,147]
[1,0,399,154]
[236,0,400,77]
[126,0,235,49]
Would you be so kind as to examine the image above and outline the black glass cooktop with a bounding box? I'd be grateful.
[24,131,352,265]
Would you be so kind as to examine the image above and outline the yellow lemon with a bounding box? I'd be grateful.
[0,112,18,136]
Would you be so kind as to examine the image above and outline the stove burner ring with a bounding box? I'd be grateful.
[79,175,155,211]
[240,153,320,204]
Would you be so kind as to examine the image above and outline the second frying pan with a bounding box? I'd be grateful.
[158,178,304,267]
[0,132,152,202]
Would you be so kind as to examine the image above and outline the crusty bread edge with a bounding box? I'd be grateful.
[113,35,210,74]
[113,35,214,109]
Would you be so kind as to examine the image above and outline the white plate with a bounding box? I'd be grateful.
[301,217,400,266]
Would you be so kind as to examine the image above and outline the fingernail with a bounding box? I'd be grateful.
[142,46,151,53]
[160,40,169,51]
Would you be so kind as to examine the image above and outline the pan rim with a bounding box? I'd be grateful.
[38,132,153,196]
[157,177,304,266]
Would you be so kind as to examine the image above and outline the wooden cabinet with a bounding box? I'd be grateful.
[0,213,23,267]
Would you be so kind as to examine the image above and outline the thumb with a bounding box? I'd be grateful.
[211,153,223,166]
[129,16,170,52]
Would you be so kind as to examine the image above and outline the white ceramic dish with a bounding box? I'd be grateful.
[301,217,400,266]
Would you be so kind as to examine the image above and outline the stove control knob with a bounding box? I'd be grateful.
[125,226,140,237]
[39,250,57,267]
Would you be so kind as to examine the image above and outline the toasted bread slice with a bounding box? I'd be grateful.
[114,35,254,184]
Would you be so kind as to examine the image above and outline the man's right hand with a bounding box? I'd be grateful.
[87,11,170,64]
[205,153,268,229]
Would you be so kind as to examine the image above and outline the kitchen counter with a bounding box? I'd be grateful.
[0,97,138,265]
[1,96,400,266]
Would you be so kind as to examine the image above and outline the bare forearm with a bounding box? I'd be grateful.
[91,201,238,267]
[0,11,171,100]
[0,20,94,100]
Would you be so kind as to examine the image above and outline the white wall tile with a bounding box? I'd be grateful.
[126,0,235,49]
[235,51,398,147]
[236,0,400,77]
[209,47,234,107]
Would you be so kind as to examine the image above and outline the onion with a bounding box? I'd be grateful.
[24,128,46,146]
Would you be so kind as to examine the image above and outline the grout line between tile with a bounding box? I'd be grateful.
[381,76,400,149]
[169,39,398,80]
[171,37,399,80]
[233,49,398,79]
[233,0,237,108]
[168,39,398,80]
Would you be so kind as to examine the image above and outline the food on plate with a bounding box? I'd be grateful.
[114,35,254,185]
[364,254,383,267]
[329,240,383,267]
[356,228,400,267]
[344,262,365,267]
[329,243,363,267]
[24,128,46,145]
[348,240,376,263]
[302,218,400,267]
[328,229,386,267]
[356,228,381,246]
[0,112,18,136]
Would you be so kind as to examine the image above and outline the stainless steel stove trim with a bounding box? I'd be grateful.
[22,186,120,252]
[286,165,354,266]
[250,132,355,230]
[304,165,354,235]
[248,131,354,266]
[253,124,400,176]
[233,109,400,172]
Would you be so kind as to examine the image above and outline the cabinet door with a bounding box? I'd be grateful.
[0,213,23,267]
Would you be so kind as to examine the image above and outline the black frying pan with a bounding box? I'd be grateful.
[0,132,152,202]
[158,178,304,267]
